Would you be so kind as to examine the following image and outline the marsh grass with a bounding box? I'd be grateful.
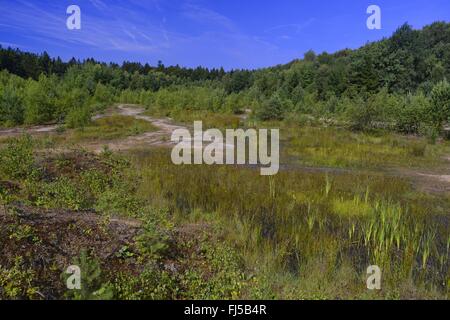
[129,148,449,299]
[279,124,450,169]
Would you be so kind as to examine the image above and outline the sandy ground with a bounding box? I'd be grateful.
[413,172,450,193]
[0,124,59,135]
[0,105,190,152]
[89,105,235,155]
[88,104,190,153]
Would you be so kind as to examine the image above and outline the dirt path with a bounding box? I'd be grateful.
[88,104,236,154]
[0,104,190,152]
[405,170,450,194]
[0,104,233,154]
[0,124,59,136]
[87,104,189,153]
[397,155,450,194]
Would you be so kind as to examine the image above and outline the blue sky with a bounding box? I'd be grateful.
[0,0,449,70]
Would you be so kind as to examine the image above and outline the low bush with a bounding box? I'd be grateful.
[0,135,37,180]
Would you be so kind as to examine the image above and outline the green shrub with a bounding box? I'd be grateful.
[112,265,177,300]
[136,210,171,261]
[256,94,285,121]
[0,135,37,180]
[8,223,40,243]
[419,124,440,144]
[395,93,430,134]
[429,80,450,130]
[80,169,109,196]
[95,185,140,216]
[24,75,58,125]
[0,257,39,299]
[345,97,375,131]
[65,106,91,129]
[0,85,25,125]
[63,250,114,300]
[36,177,88,210]
[178,243,245,299]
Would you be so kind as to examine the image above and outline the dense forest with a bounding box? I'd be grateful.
[1,22,450,137]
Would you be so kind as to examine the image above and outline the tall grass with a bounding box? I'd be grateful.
[129,148,449,299]
[281,125,450,169]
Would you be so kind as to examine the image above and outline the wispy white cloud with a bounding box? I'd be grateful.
[264,18,316,39]
[88,0,108,11]
[182,3,237,32]
[0,0,294,69]
[0,0,171,53]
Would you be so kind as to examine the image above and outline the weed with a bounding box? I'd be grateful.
[0,257,39,299]
[63,250,114,300]
[0,135,38,180]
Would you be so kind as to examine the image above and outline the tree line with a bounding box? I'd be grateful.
[1,22,449,137]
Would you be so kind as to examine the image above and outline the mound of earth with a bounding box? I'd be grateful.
[0,204,141,299]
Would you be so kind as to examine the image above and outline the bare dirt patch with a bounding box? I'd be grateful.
[393,167,450,194]
[0,204,142,299]
[414,173,450,193]
[87,105,188,153]
[0,125,59,137]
